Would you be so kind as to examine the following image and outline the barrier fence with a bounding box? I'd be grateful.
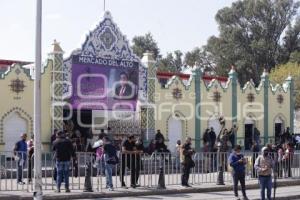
[0,151,299,191]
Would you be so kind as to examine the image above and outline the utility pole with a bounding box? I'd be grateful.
[33,0,43,199]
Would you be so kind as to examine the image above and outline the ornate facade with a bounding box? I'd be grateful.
[0,11,294,151]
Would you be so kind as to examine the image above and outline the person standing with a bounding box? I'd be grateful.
[180,137,195,187]
[254,146,274,200]
[120,134,137,188]
[228,145,249,200]
[27,137,34,183]
[202,129,210,145]
[13,133,28,184]
[209,127,216,151]
[253,127,261,145]
[282,142,294,178]
[175,140,182,170]
[52,131,76,193]
[229,125,238,149]
[85,128,94,152]
[155,130,165,143]
[251,141,260,178]
[103,136,118,191]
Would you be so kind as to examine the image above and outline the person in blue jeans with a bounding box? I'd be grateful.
[52,131,75,193]
[254,146,274,200]
[103,137,118,191]
[228,145,249,200]
[14,133,28,184]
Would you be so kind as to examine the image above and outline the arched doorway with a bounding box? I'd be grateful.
[244,117,255,150]
[274,116,285,144]
[208,116,222,136]
[3,112,28,154]
[168,117,183,153]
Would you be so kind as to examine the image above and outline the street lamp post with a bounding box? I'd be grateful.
[216,142,225,185]
[33,0,43,199]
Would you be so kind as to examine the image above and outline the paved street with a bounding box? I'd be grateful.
[81,185,300,200]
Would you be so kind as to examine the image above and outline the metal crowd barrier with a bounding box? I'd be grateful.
[0,151,299,191]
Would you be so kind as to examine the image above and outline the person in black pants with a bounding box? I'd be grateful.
[27,138,34,183]
[228,145,249,200]
[120,135,139,188]
[181,137,195,187]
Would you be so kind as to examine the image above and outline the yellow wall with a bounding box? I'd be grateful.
[154,72,292,149]
[155,76,196,147]
[0,60,53,151]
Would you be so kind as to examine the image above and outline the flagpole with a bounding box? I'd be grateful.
[33,0,43,199]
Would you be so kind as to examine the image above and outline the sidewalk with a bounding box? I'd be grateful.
[89,185,300,200]
[0,178,299,200]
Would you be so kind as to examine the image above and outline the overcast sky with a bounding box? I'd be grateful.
[0,0,236,62]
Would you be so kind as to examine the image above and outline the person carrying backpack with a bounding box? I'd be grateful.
[254,146,274,200]
[103,136,118,191]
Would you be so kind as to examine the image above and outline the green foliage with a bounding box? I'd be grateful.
[289,51,300,63]
[205,0,300,85]
[157,50,183,72]
[132,33,160,60]
[184,47,216,74]
[269,62,300,108]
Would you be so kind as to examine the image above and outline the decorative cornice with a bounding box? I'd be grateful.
[205,78,227,92]
[164,75,191,90]
[0,59,52,81]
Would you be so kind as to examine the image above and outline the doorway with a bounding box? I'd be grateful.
[168,117,182,153]
[244,124,254,150]
[3,112,27,155]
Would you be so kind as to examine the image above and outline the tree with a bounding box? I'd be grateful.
[205,0,300,85]
[131,33,160,60]
[157,50,183,72]
[184,47,217,74]
[269,62,300,108]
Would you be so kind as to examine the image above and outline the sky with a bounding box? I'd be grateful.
[0,0,236,62]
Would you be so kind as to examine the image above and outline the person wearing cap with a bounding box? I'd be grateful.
[228,145,249,200]
[13,133,28,184]
[52,130,75,193]
[254,146,274,200]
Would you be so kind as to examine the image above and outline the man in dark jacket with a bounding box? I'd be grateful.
[14,133,28,184]
[155,130,165,143]
[209,127,216,151]
[52,130,75,193]
[228,145,249,200]
[181,137,195,187]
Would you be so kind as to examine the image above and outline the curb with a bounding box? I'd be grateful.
[1,180,300,200]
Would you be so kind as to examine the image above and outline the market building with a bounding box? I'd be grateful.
[0,11,294,152]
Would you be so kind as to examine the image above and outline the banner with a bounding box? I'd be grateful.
[71,55,139,111]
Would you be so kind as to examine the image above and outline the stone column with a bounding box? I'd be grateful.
[141,52,156,141]
[49,40,64,132]
[192,65,202,151]
[285,75,295,132]
[228,66,238,146]
[261,69,269,145]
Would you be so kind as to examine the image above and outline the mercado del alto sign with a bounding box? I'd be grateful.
[73,55,137,68]
[71,55,139,111]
